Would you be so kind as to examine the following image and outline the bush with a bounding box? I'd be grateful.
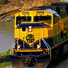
[0,50,12,68]
[0,62,12,68]
[0,0,2,4]
[2,0,8,4]
[0,50,11,57]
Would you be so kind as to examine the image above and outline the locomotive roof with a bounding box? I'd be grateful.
[51,2,68,6]
[45,9,59,16]
[29,2,68,10]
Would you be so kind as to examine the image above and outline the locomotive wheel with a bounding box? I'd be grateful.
[22,57,35,66]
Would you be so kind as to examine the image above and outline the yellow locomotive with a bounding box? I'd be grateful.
[13,3,68,65]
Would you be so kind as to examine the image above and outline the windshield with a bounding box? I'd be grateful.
[34,16,51,25]
[16,16,31,25]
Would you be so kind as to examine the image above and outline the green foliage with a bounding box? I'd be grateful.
[0,0,2,4]
[60,11,68,19]
[0,50,12,68]
[8,1,11,3]
[0,50,10,57]
[0,62,12,68]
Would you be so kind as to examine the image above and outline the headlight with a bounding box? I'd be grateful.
[37,45,41,49]
[17,46,21,49]
[29,26,32,32]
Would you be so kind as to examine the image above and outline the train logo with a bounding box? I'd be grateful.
[26,34,34,43]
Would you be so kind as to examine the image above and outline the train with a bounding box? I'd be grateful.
[13,2,68,66]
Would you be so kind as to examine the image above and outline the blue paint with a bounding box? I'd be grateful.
[15,40,32,49]
[48,38,53,47]
[34,41,39,48]
[41,40,47,48]
[14,38,53,49]
[18,40,23,48]
[41,39,53,48]
[21,53,42,57]
[17,23,49,28]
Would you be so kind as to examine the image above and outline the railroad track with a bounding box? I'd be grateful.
[0,52,68,68]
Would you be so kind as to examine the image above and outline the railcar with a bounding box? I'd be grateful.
[13,2,68,66]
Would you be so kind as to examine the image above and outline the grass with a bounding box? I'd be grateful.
[0,62,12,68]
[0,50,12,68]
[0,50,11,57]
[60,11,68,19]
[0,0,2,4]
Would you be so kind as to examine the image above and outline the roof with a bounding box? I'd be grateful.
[51,2,68,6]
[45,9,59,16]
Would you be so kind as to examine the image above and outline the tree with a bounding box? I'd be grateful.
[2,0,8,4]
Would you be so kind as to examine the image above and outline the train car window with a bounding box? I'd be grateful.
[64,33,66,39]
[34,16,39,22]
[61,32,63,38]
[66,30,68,39]
[54,16,58,24]
[53,36,58,45]
[16,16,31,25]
[66,6,68,16]
[22,27,26,31]
[34,16,51,25]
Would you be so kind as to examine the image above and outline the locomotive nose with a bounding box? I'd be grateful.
[26,34,34,43]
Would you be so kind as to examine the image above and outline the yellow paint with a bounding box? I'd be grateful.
[15,49,43,52]
[14,48,50,52]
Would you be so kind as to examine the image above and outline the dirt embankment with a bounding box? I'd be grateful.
[0,0,60,22]
[0,4,20,22]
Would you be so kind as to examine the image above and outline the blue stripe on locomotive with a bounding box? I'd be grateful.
[15,38,53,49]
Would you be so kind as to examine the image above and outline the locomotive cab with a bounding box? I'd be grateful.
[13,9,60,59]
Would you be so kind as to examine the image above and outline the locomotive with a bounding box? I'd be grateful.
[13,2,68,66]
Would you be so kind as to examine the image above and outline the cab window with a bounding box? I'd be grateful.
[16,16,31,25]
[34,16,51,25]
[54,16,58,24]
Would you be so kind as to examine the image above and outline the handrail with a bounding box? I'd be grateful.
[23,37,25,49]
[42,28,52,60]
[42,38,51,48]
[42,38,51,60]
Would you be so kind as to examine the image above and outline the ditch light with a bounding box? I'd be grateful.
[37,45,41,49]
[17,45,21,49]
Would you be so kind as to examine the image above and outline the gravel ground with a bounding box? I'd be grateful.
[56,56,68,68]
